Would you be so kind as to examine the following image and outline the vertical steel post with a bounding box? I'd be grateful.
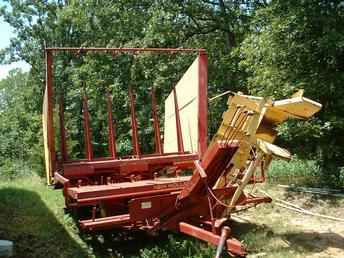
[45,49,56,181]
[129,87,140,157]
[107,91,117,159]
[82,94,93,160]
[173,87,184,153]
[59,93,68,161]
[151,88,163,154]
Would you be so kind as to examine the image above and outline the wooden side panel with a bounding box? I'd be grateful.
[163,54,208,156]
[257,139,291,160]
[273,96,322,119]
[263,96,322,124]
[164,90,177,152]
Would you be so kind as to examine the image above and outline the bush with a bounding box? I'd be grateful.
[267,157,321,186]
[0,159,36,181]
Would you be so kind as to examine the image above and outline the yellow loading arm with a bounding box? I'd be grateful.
[212,90,322,210]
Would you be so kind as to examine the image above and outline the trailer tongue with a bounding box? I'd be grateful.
[44,47,321,257]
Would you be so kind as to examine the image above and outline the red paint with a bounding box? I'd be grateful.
[129,87,140,157]
[45,48,270,257]
[80,214,131,231]
[179,222,247,257]
[46,47,206,54]
[197,52,208,158]
[62,152,198,178]
[173,87,184,153]
[107,91,117,159]
[151,88,163,154]
[82,94,93,160]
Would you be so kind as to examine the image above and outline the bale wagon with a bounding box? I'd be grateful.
[43,47,321,257]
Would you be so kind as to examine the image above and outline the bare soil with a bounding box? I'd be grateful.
[234,185,344,258]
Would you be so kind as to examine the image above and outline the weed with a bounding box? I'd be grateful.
[267,157,320,186]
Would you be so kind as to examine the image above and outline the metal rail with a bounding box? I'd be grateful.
[45,47,205,54]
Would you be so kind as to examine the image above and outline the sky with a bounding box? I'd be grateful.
[0,16,31,80]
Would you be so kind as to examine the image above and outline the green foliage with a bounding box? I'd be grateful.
[139,234,220,258]
[0,175,89,258]
[0,0,262,175]
[268,157,321,186]
[0,69,42,179]
[0,0,343,187]
[239,0,344,186]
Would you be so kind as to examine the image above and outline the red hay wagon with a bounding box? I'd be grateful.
[43,47,274,257]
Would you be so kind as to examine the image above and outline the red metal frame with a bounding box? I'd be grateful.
[82,94,93,160]
[179,222,246,257]
[173,87,184,153]
[45,47,271,257]
[197,52,208,157]
[44,47,207,181]
[107,91,117,159]
[151,88,163,154]
[45,47,205,54]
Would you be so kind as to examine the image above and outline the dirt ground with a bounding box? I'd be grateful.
[233,186,344,258]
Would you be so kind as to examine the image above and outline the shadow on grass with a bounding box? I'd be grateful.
[230,219,344,255]
[283,189,343,207]
[284,231,344,252]
[0,187,88,258]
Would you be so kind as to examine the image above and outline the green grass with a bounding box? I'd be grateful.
[1,175,342,258]
[0,176,219,258]
[0,175,89,258]
[267,157,321,186]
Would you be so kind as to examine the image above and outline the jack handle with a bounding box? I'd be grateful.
[215,226,231,258]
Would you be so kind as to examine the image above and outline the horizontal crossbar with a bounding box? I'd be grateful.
[45,47,206,54]
[80,214,130,231]
[179,222,247,257]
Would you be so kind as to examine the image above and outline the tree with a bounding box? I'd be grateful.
[0,69,42,178]
[240,0,344,186]
[0,0,265,176]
